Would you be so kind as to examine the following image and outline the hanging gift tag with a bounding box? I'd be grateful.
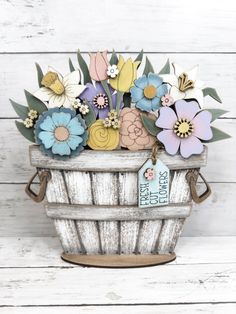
[138,158,170,208]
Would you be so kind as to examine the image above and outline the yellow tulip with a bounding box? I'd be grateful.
[87,120,119,150]
[110,55,140,93]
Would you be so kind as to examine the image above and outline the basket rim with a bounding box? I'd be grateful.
[29,144,208,172]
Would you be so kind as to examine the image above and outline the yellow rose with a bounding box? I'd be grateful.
[87,120,119,150]
[110,55,140,93]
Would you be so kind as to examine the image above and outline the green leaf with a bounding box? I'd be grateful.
[10,99,29,120]
[141,114,161,136]
[24,90,48,114]
[77,50,92,84]
[158,59,170,75]
[143,57,154,75]
[205,108,228,122]
[69,58,75,72]
[83,101,96,128]
[15,120,35,143]
[35,63,44,87]
[204,127,231,143]
[134,49,143,68]
[123,92,131,108]
[110,49,118,65]
[203,87,222,103]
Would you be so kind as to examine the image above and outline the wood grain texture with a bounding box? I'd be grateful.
[29,146,208,172]
[1,236,236,267]
[0,183,235,237]
[2,53,236,118]
[157,170,191,254]
[46,203,192,220]
[0,263,235,305]
[0,0,235,52]
[0,304,236,314]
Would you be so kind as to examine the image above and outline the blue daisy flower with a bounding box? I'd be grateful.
[130,73,168,112]
[35,107,88,159]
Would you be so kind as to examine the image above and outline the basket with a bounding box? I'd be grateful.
[26,145,210,267]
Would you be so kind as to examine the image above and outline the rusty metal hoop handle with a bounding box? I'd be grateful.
[25,171,51,203]
[186,170,211,204]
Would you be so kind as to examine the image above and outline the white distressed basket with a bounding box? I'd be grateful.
[27,145,209,267]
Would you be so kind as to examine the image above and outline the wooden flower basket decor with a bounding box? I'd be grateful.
[11,50,229,267]
[27,145,209,267]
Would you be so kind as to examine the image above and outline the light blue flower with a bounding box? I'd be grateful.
[130,73,168,112]
[35,108,88,159]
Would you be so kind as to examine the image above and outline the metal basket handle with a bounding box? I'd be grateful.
[25,171,51,203]
[186,170,211,204]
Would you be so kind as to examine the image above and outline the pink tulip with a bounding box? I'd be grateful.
[89,51,109,81]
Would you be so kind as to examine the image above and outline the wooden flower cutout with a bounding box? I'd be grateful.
[119,108,156,151]
[87,119,119,150]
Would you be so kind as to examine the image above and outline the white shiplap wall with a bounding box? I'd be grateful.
[0,0,235,237]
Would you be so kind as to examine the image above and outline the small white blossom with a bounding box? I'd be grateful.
[107,65,119,78]
[24,118,33,128]
[28,110,38,120]
[112,118,121,129]
[72,99,82,109]
[79,104,89,115]
[103,118,112,128]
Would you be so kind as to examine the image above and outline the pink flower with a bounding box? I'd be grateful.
[161,94,174,106]
[156,100,213,158]
[144,168,155,181]
[89,51,109,81]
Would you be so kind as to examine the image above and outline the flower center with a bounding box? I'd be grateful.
[174,119,194,138]
[93,93,109,109]
[143,85,157,99]
[178,72,194,92]
[54,126,70,141]
[41,71,65,95]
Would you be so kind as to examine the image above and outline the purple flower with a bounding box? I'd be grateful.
[79,82,123,119]
[156,100,213,158]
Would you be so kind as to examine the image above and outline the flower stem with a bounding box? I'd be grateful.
[101,80,113,111]
[116,90,124,114]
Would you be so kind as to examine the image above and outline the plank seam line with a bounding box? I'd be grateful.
[1,51,236,55]
[0,262,235,269]
[0,301,236,308]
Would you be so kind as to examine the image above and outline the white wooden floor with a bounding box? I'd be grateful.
[0,236,235,313]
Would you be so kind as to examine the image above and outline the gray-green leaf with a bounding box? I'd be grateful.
[135,49,143,68]
[10,99,29,120]
[69,58,75,72]
[110,49,118,65]
[203,87,222,103]
[83,101,96,128]
[204,126,231,143]
[158,59,170,75]
[35,63,44,87]
[15,120,35,143]
[143,57,154,75]
[205,108,228,121]
[141,114,161,136]
[24,90,48,114]
[77,50,92,84]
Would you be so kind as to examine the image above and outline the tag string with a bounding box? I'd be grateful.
[151,142,159,165]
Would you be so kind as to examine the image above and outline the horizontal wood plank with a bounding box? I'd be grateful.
[0,304,235,314]
[0,182,235,237]
[0,0,235,52]
[0,263,235,305]
[30,146,207,172]
[2,53,235,118]
[46,203,191,220]
[0,119,234,183]
[0,236,236,267]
